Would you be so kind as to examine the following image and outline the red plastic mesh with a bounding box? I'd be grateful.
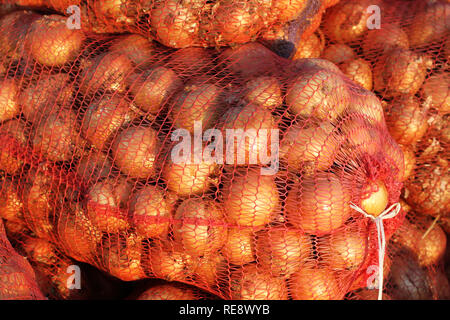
[0,0,447,300]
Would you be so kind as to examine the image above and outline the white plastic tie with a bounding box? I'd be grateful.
[349,202,401,301]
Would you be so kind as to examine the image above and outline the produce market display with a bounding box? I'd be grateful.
[0,0,448,301]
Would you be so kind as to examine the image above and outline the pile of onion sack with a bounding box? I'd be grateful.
[0,4,412,300]
[291,0,449,300]
[0,0,339,50]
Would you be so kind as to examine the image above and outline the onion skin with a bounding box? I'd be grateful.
[32,108,79,162]
[255,228,311,277]
[373,48,431,97]
[393,219,447,267]
[292,32,324,60]
[272,0,308,23]
[173,198,227,256]
[360,180,389,217]
[112,126,160,179]
[150,0,200,48]
[0,79,19,122]
[192,252,227,287]
[399,145,416,181]
[75,150,112,185]
[421,73,449,115]
[230,264,289,300]
[212,0,263,45]
[137,284,197,300]
[0,179,23,223]
[170,82,223,133]
[27,15,85,66]
[79,52,134,96]
[128,67,182,115]
[338,58,373,91]
[323,0,382,43]
[222,228,255,265]
[242,76,282,110]
[407,2,450,47]
[23,237,58,265]
[291,58,343,75]
[319,223,367,270]
[168,47,213,76]
[385,95,428,145]
[86,178,131,233]
[286,67,350,121]
[129,185,171,239]
[280,121,340,172]
[321,43,355,65]
[223,169,279,229]
[339,118,381,157]
[362,24,409,55]
[345,90,385,125]
[404,165,449,217]
[289,267,343,300]
[286,172,352,235]
[0,120,27,174]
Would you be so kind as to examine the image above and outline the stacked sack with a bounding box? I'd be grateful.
[0,0,417,300]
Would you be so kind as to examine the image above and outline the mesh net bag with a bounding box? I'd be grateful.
[1,0,336,50]
[0,220,45,299]
[0,0,447,300]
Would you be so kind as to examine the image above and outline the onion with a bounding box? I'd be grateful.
[321,43,356,64]
[271,0,308,23]
[339,118,381,157]
[173,198,227,256]
[385,95,429,145]
[86,178,132,233]
[57,203,102,263]
[19,73,73,122]
[223,168,279,229]
[0,179,24,223]
[352,289,392,300]
[289,267,342,300]
[291,58,343,74]
[79,52,134,96]
[150,0,200,48]
[93,0,136,28]
[81,95,134,150]
[32,108,80,162]
[111,126,160,179]
[128,67,182,115]
[242,76,282,110]
[109,34,158,67]
[255,227,311,277]
[222,227,255,265]
[162,142,218,197]
[285,67,350,121]
[192,252,227,287]
[75,150,112,184]
[400,145,416,181]
[4,220,29,239]
[285,172,352,235]
[167,47,213,76]
[0,119,28,174]
[212,0,263,45]
[359,180,389,217]
[0,79,19,122]
[138,284,197,300]
[147,241,196,282]
[23,237,58,265]
[323,0,382,43]
[393,219,447,267]
[362,24,409,55]
[220,43,278,79]
[407,2,450,47]
[230,264,288,300]
[221,103,277,166]
[0,11,40,61]
[280,121,340,172]
[319,223,367,270]
[373,48,432,97]
[345,90,385,125]
[170,81,223,133]
[338,58,373,91]
[129,185,171,239]
[26,15,85,66]
[421,72,449,115]
[102,234,146,281]
[292,31,324,60]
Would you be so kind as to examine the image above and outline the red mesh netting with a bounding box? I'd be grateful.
[0,0,448,300]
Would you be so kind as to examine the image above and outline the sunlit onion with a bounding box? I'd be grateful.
[222,227,255,265]
[321,43,356,64]
[289,267,343,300]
